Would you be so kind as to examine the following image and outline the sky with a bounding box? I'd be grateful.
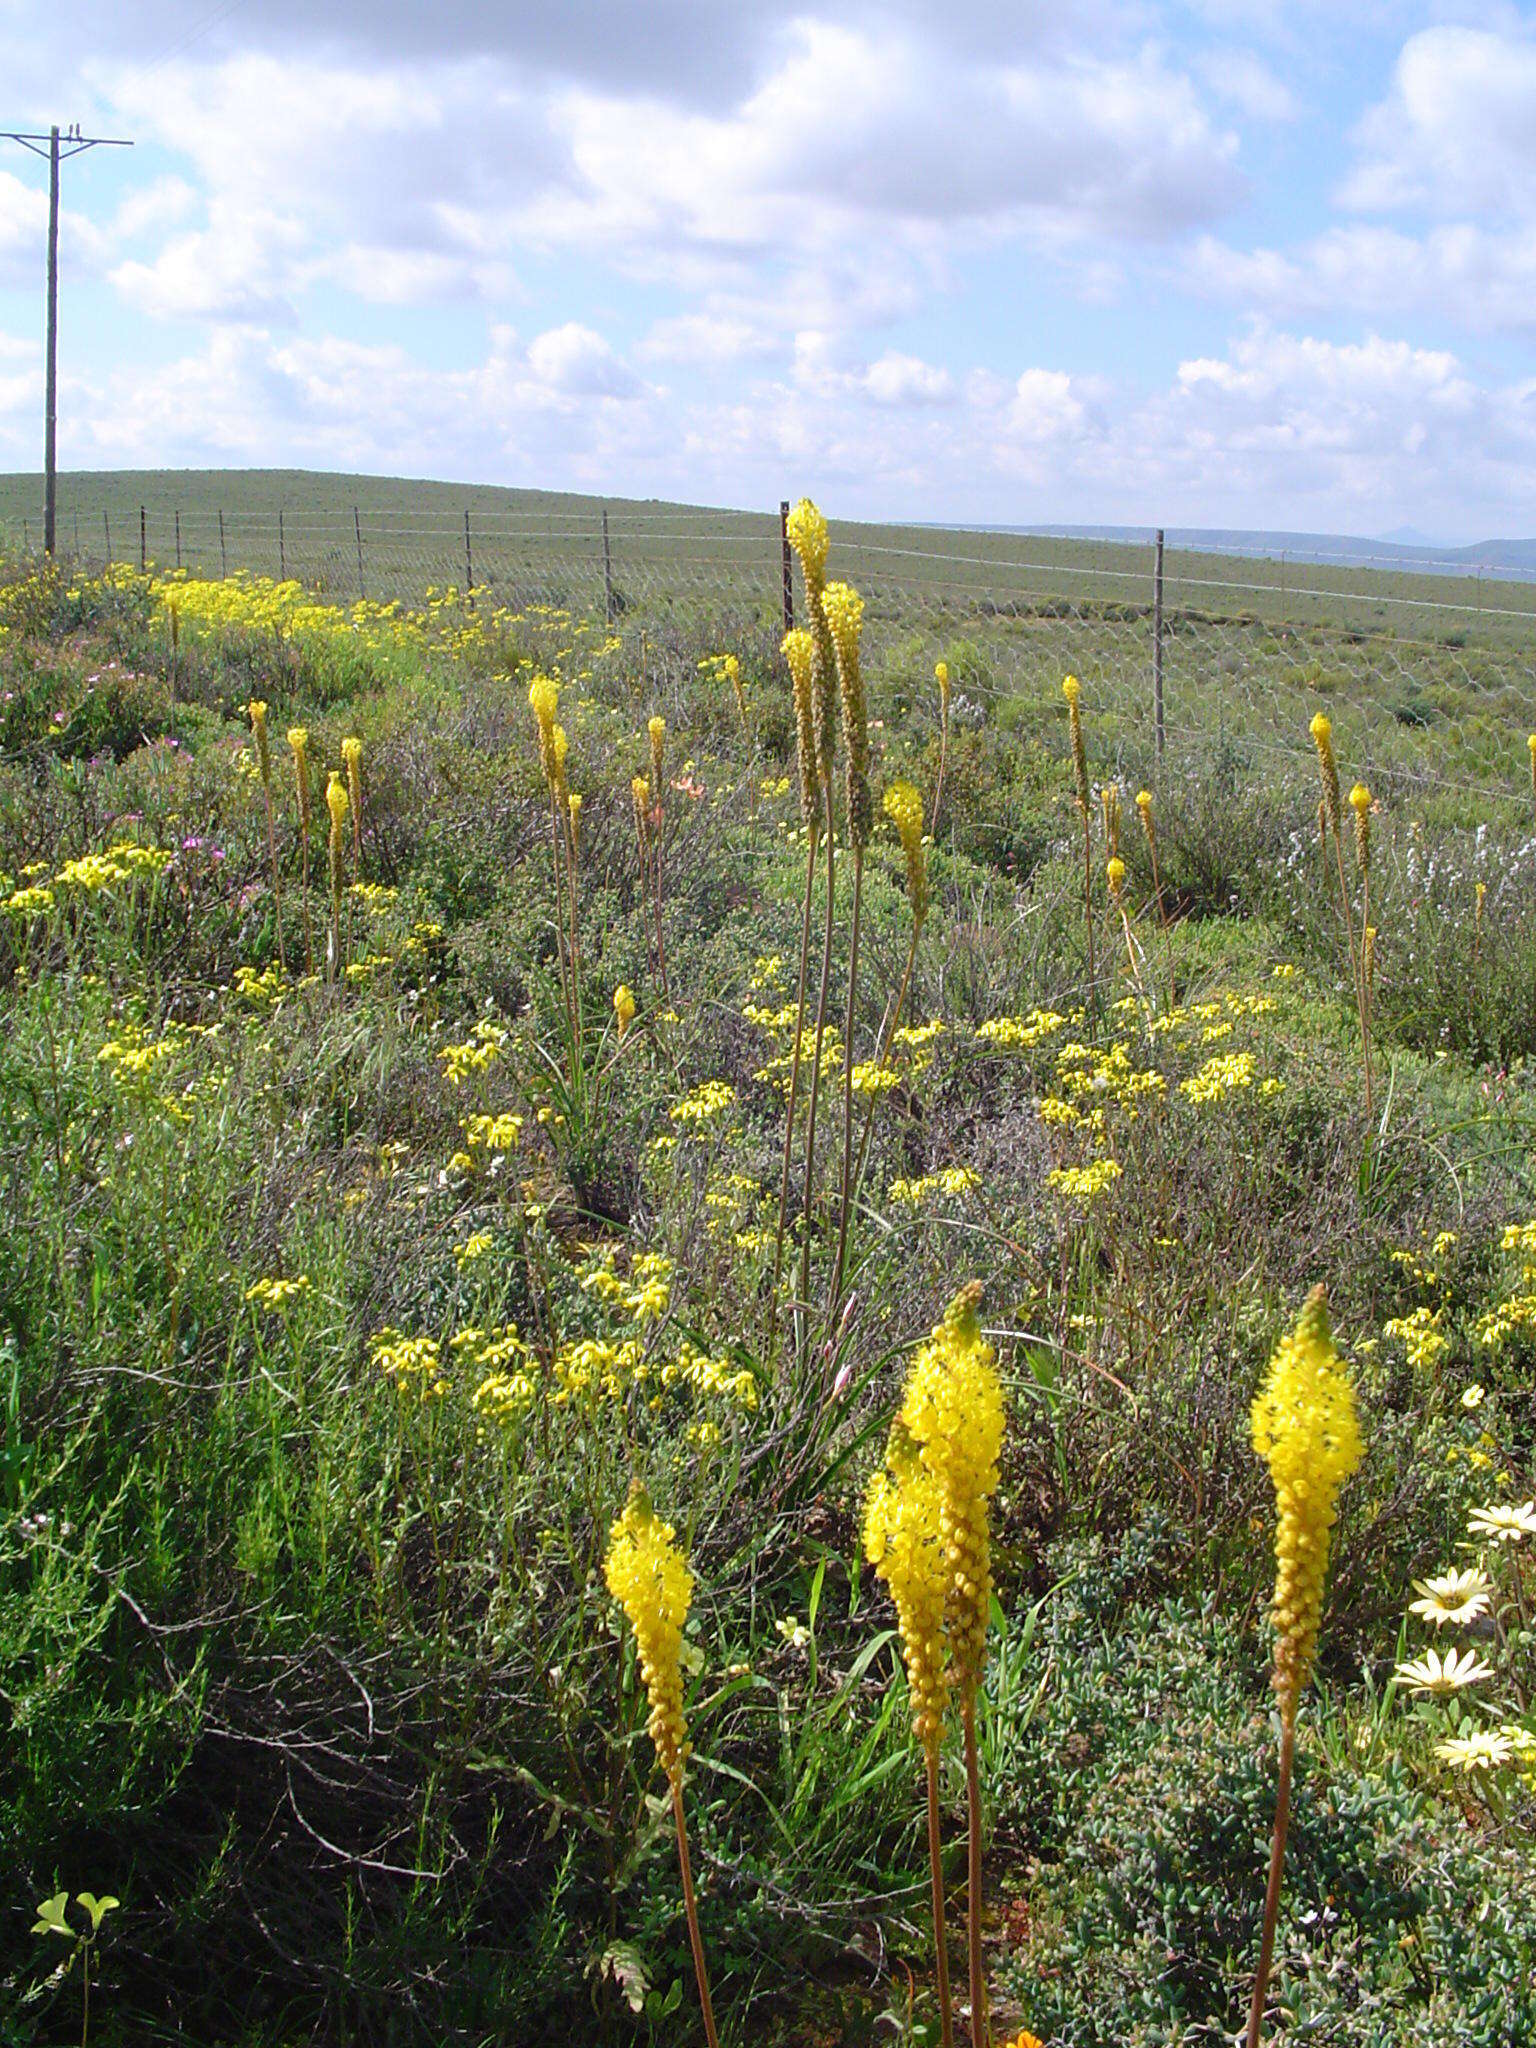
[3,1,1536,539]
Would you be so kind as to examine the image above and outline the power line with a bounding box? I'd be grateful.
[0,122,133,554]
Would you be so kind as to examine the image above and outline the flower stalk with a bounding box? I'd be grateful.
[248,699,285,973]
[771,628,822,1355]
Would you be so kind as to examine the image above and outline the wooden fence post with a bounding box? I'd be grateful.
[779,500,793,634]
[103,509,112,564]
[175,508,181,570]
[464,507,474,604]
[218,508,227,579]
[1153,526,1165,761]
[602,506,614,624]
[140,503,146,572]
[279,508,286,581]
[354,506,365,598]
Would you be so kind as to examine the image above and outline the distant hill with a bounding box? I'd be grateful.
[984,523,1536,583]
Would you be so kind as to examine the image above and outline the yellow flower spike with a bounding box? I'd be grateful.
[1246,1284,1362,2048]
[604,1483,693,1782]
[1251,1285,1362,1720]
[1063,676,1089,813]
[724,652,746,727]
[1106,855,1126,900]
[325,770,349,845]
[287,725,311,820]
[341,735,364,856]
[631,774,650,855]
[883,780,929,927]
[1101,782,1121,860]
[648,714,666,787]
[246,699,271,786]
[935,660,951,713]
[821,580,872,850]
[1310,712,1341,836]
[528,674,558,784]
[614,984,636,1038]
[1528,733,1535,818]
[898,1282,1003,1693]
[865,1427,950,1745]
[1349,783,1371,874]
[786,498,838,786]
[782,629,820,832]
[568,790,582,841]
[551,724,569,797]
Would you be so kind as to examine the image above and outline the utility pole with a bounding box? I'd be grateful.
[1,122,133,554]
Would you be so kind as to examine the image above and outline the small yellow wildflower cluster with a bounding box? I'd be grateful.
[1251,1287,1362,1716]
[976,1009,1066,1051]
[851,1061,902,1099]
[55,843,173,893]
[1382,1304,1450,1373]
[1476,1221,1536,1349]
[245,1275,312,1310]
[462,1112,523,1158]
[231,963,289,1008]
[1181,1050,1260,1104]
[604,1485,695,1781]
[439,1018,508,1084]
[890,1167,980,1206]
[1046,1158,1123,1202]
[669,1079,737,1126]
[370,1329,449,1401]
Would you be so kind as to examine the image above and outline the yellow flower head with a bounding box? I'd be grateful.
[342,736,363,826]
[247,699,271,784]
[631,775,650,854]
[782,628,820,828]
[287,728,311,825]
[1106,854,1126,899]
[604,1483,694,1780]
[1310,712,1341,833]
[1062,675,1080,706]
[551,724,569,796]
[1101,781,1121,858]
[821,581,872,848]
[325,770,349,836]
[1135,788,1156,853]
[568,790,582,840]
[614,984,636,1037]
[785,497,829,583]
[865,1425,949,1744]
[1349,783,1371,873]
[647,714,665,786]
[935,660,951,715]
[883,779,929,926]
[529,674,558,782]
[723,651,746,725]
[342,736,362,769]
[898,1283,1003,1692]
[1251,1285,1362,1717]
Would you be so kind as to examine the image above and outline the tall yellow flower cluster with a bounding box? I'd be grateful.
[883,779,929,926]
[529,674,559,786]
[247,699,271,786]
[785,498,837,785]
[781,629,819,830]
[1251,1285,1362,1717]
[1349,782,1371,875]
[935,660,950,716]
[864,1429,949,1743]
[1310,713,1341,836]
[604,1484,694,1781]
[288,727,311,827]
[326,772,349,872]
[648,714,666,788]
[821,580,872,849]
[898,1282,1003,1690]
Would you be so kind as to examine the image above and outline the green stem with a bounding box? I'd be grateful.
[799,777,837,1316]
[770,824,819,1365]
[671,1775,721,2048]
[962,1695,986,2048]
[830,843,864,1322]
[1245,1708,1296,2048]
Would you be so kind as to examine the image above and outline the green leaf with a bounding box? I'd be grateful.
[32,1891,71,1938]
[76,1891,120,1933]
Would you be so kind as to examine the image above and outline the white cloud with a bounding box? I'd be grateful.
[864,352,953,406]
[1343,26,1536,216]
[1194,49,1296,121]
[524,323,641,400]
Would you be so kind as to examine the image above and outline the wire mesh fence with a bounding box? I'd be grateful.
[5,489,1535,810]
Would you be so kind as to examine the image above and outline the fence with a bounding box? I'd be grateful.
[4,491,1536,807]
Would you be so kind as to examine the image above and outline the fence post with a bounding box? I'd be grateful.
[279,508,286,581]
[464,507,474,604]
[1152,526,1165,761]
[779,500,793,633]
[140,503,146,572]
[103,509,112,564]
[354,506,365,599]
[175,508,181,570]
[602,507,614,624]
[219,508,227,579]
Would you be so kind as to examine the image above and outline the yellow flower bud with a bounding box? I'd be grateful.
[883,780,929,926]
[786,498,837,785]
[247,699,271,785]
[614,984,636,1037]
[1106,855,1126,898]
[782,629,820,830]
[1310,712,1341,835]
[822,581,871,849]
[1349,783,1371,873]
[865,1426,949,1745]
[648,715,665,788]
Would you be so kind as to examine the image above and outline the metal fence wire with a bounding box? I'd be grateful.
[6,493,1536,807]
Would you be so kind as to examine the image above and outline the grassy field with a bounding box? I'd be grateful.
[3,468,1534,815]
[1,529,1535,2046]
